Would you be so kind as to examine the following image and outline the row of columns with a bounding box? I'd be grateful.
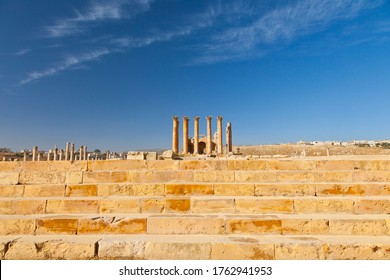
[172,116,232,155]
[24,143,89,161]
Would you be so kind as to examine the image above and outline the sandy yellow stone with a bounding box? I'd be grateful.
[316,184,365,196]
[19,161,87,172]
[276,172,315,182]
[316,160,356,171]
[100,199,139,213]
[314,171,353,182]
[144,242,211,260]
[234,171,276,183]
[275,244,326,260]
[214,183,255,196]
[0,185,23,197]
[282,219,329,235]
[267,160,315,171]
[355,160,390,171]
[194,171,234,182]
[11,200,46,214]
[226,219,282,234]
[98,239,145,259]
[355,199,390,214]
[98,183,164,196]
[65,172,83,184]
[19,172,66,184]
[46,199,99,214]
[236,199,294,214]
[166,184,214,196]
[191,198,235,213]
[140,198,190,213]
[0,218,35,235]
[65,184,97,197]
[88,160,147,171]
[211,243,274,260]
[180,160,227,170]
[329,220,387,235]
[294,199,354,213]
[78,217,146,234]
[146,160,179,170]
[365,184,390,196]
[255,184,315,196]
[353,171,390,182]
[24,184,65,197]
[83,171,129,184]
[36,218,78,234]
[326,244,390,260]
[227,160,266,171]
[0,173,19,185]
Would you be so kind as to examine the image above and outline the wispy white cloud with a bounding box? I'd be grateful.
[45,0,152,37]
[19,49,113,85]
[195,0,384,63]
[12,48,31,56]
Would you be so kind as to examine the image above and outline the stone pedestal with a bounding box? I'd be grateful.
[172,116,179,154]
[206,116,212,155]
[217,116,223,155]
[194,116,200,154]
[183,117,189,154]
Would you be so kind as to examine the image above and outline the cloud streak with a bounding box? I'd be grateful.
[19,49,112,85]
[195,0,384,63]
[45,0,152,37]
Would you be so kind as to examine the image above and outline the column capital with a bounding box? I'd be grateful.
[194,116,200,121]
[183,116,189,121]
[217,116,223,120]
[173,116,179,121]
[206,116,212,120]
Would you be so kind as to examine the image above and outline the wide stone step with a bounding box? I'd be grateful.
[1,196,389,215]
[1,234,390,260]
[0,213,389,236]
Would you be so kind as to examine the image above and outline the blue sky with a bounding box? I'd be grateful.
[1,0,390,152]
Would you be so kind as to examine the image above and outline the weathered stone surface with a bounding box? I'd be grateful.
[145,152,157,160]
[234,171,275,183]
[365,184,390,196]
[191,198,235,213]
[214,183,254,196]
[226,219,282,234]
[282,219,329,235]
[88,160,147,171]
[140,198,190,213]
[19,172,66,184]
[127,152,145,160]
[255,184,315,196]
[147,216,225,234]
[0,185,23,197]
[0,173,19,185]
[329,220,387,235]
[83,171,129,184]
[146,160,179,170]
[194,171,234,182]
[326,244,390,260]
[36,218,78,234]
[166,184,214,196]
[24,184,65,197]
[144,242,211,259]
[275,244,326,260]
[180,160,228,171]
[294,199,354,213]
[0,218,35,235]
[355,160,390,171]
[236,199,294,214]
[65,172,83,184]
[353,171,390,182]
[46,200,99,214]
[316,160,356,171]
[267,160,315,171]
[65,184,97,197]
[316,184,365,196]
[128,171,178,183]
[78,217,146,234]
[227,160,266,171]
[314,172,352,182]
[100,199,139,213]
[98,183,164,196]
[11,200,46,215]
[211,242,274,260]
[276,172,315,182]
[98,238,145,259]
[355,199,390,214]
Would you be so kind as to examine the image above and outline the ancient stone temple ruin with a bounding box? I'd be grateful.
[172,116,232,155]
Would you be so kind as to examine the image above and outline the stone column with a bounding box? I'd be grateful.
[226,122,232,153]
[23,150,27,161]
[172,116,179,154]
[47,150,52,161]
[106,150,110,160]
[84,146,87,161]
[65,142,70,161]
[53,146,58,161]
[79,146,83,160]
[37,152,41,161]
[193,116,199,154]
[32,146,38,161]
[217,116,223,155]
[206,116,212,155]
[59,149,63,161]
[182,117,189,154]
[70,143,75,161]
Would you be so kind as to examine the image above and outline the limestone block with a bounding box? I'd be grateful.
[316,160,356,171]
[355,160,390,171]
[282,219,329,235]
[144,242,211,260]
[127,151,145,160]
[78,217,146,234]
[65,184,97,197]
[180,160,228,171]
[329,220,387,235]
[97,183,164,196]
[100,199,139,213]
[0,173,19,185]
[316,184,365,196]
[128,171,178,183]
[226,219,282,234]
[276,172,315,182]
[234,171,275,183]
[166,184,214,196]
[267,160,315,171]
[294,199,354,213]
[355,199,390,214]
[211,242,274,260]
[19,172,66,184]
[140,198,190,213]
[36,218,78,234]
[145,152,157,160]
[147,216,225,234]
[11,200,46,214]
[0,201,12,214]
[146,160,179,170]
[314,172,352,182]
[161,150,175,159]
[353,171,390,182]
[65,172,83,184]
[214,183,255,196]
[236,199,294,214]
[227,160,266,171]
[0,185,23,197]
[275,244,326,260]
[5,240,46,259]
[20,161,87,172]
[191,198,235,213]
[24,184,65,197]
[365,184,390,196]
[88,160,147,171]
[194,171,234,182]
[255,184,315,196]
[0,162,19,172]
[82,171,129,183]
[98,238,145,259]
[176,171,195,182]
[0,218,35,235]
[326,244,390,260]
[46,199,99,214]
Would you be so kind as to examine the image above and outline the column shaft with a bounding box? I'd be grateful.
[226,122,232,153]
[182,117,189,154]
[217,116,223,155]
[70,143,75,161]
[193,117,199,154]
[206,116,212,154]
[172,116,179,154]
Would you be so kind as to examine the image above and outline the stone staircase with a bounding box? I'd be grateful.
[0,158,390,259]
